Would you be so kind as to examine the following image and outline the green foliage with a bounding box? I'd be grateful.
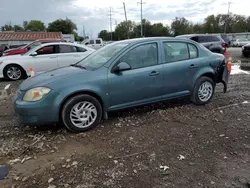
[26,20,46,31]
[47,19,77,34]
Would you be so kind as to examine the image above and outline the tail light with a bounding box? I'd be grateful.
[222,42,227,48]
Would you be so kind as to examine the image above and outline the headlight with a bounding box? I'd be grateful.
[23,87,51,102]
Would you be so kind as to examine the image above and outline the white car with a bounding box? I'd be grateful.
[0,42,95,80]
[234,39,250,47]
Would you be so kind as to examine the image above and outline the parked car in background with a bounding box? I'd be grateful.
[83,38,104,50]
[9,44,27,49]
[13,37,229,132]
[234,38,250,47]
[0,44,9,57]
[2,38,65,56]
[0,42,95,80]
[242,43,250,57]
[176,34,226,54]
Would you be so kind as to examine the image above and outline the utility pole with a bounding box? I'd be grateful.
[137,0,145,37]
[224,2,231,33]
[123,2,129,39]
[83,25,85,38]
[107,7,114,41]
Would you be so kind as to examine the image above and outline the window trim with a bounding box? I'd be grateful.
[162,41,199,64]
[111,42,159,73]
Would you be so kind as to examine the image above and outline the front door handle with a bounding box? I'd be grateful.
[189,64,197,69]
[149,71,160,76]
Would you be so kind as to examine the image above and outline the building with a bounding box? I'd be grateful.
[62,34,75,42]
[0,31,63,45]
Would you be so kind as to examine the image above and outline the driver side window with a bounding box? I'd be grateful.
[119,43,158,69]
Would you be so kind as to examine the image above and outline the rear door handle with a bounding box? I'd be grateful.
[189,64,197,69]
[149,71,160,76]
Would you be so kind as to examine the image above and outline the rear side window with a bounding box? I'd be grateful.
[197,36,210,43]
[77,47,87,52]
[59,45,77,53]
[89,40,94,44]
[210,36,220,42]
[163,42,189,62]
[188,44,198,58]
[96,40,101,44]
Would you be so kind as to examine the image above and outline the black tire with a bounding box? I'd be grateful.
[62,94,102,132]
[243,53,249,57]
[3,64,26,81]
[191,77,215,105]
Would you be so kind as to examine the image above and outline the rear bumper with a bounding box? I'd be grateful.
[216,61,230,93]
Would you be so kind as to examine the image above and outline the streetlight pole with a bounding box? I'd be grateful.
[224,2,231,33]
[137,0,145,37]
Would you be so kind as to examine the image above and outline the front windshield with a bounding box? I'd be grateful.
[76,42,129,69]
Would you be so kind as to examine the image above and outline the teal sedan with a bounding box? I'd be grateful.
[14,37,229,132]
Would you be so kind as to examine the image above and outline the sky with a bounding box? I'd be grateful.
[1,0,250,38]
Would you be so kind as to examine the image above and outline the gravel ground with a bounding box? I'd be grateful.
[0,73,250,188]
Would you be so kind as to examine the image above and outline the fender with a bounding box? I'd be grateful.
[52,83,109,119]
[192,66,215,87]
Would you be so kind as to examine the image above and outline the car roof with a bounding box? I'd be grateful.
[112,37,194,45]
[176,34,220,38]
[40,42,92,48]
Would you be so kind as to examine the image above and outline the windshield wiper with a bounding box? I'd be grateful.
[70,64,86,69]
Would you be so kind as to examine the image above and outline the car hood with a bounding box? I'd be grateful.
[243,43,250,47]
[19,66,86,90]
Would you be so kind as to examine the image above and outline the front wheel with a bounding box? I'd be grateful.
[191,77,215,105]
[62,94,102,132]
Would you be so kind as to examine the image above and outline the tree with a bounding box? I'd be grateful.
[23,21,28,31]
[13,25,24,31]
[114,20,136,40]
[26,20,46,31]
[171,17,192,36]
[232,15,248,33]
[98,30,110,41]
[73,31,79,41]
[149,23,170,37]
[47,19,77,34]
[1,24,13,31]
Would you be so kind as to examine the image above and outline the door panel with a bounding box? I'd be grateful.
[161,42,200,98]
[107,42,164,110]
[108,65,163,110]
[32,45,58,73]
[32,54,58,73]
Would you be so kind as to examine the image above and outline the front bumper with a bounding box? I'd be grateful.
[13,90,59,125]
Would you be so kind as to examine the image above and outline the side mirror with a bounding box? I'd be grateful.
[113,62,131,73]
[30,52,37,57]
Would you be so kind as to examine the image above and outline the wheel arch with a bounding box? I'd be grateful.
[58,90,105,122]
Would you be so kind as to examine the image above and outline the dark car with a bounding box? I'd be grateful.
[0,44,9,57]
[242,43,250,57]
[176,34,226,54]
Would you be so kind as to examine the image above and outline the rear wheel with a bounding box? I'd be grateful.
[191,77,215,105]
[3,64,26,81]
[62,94,102,132]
